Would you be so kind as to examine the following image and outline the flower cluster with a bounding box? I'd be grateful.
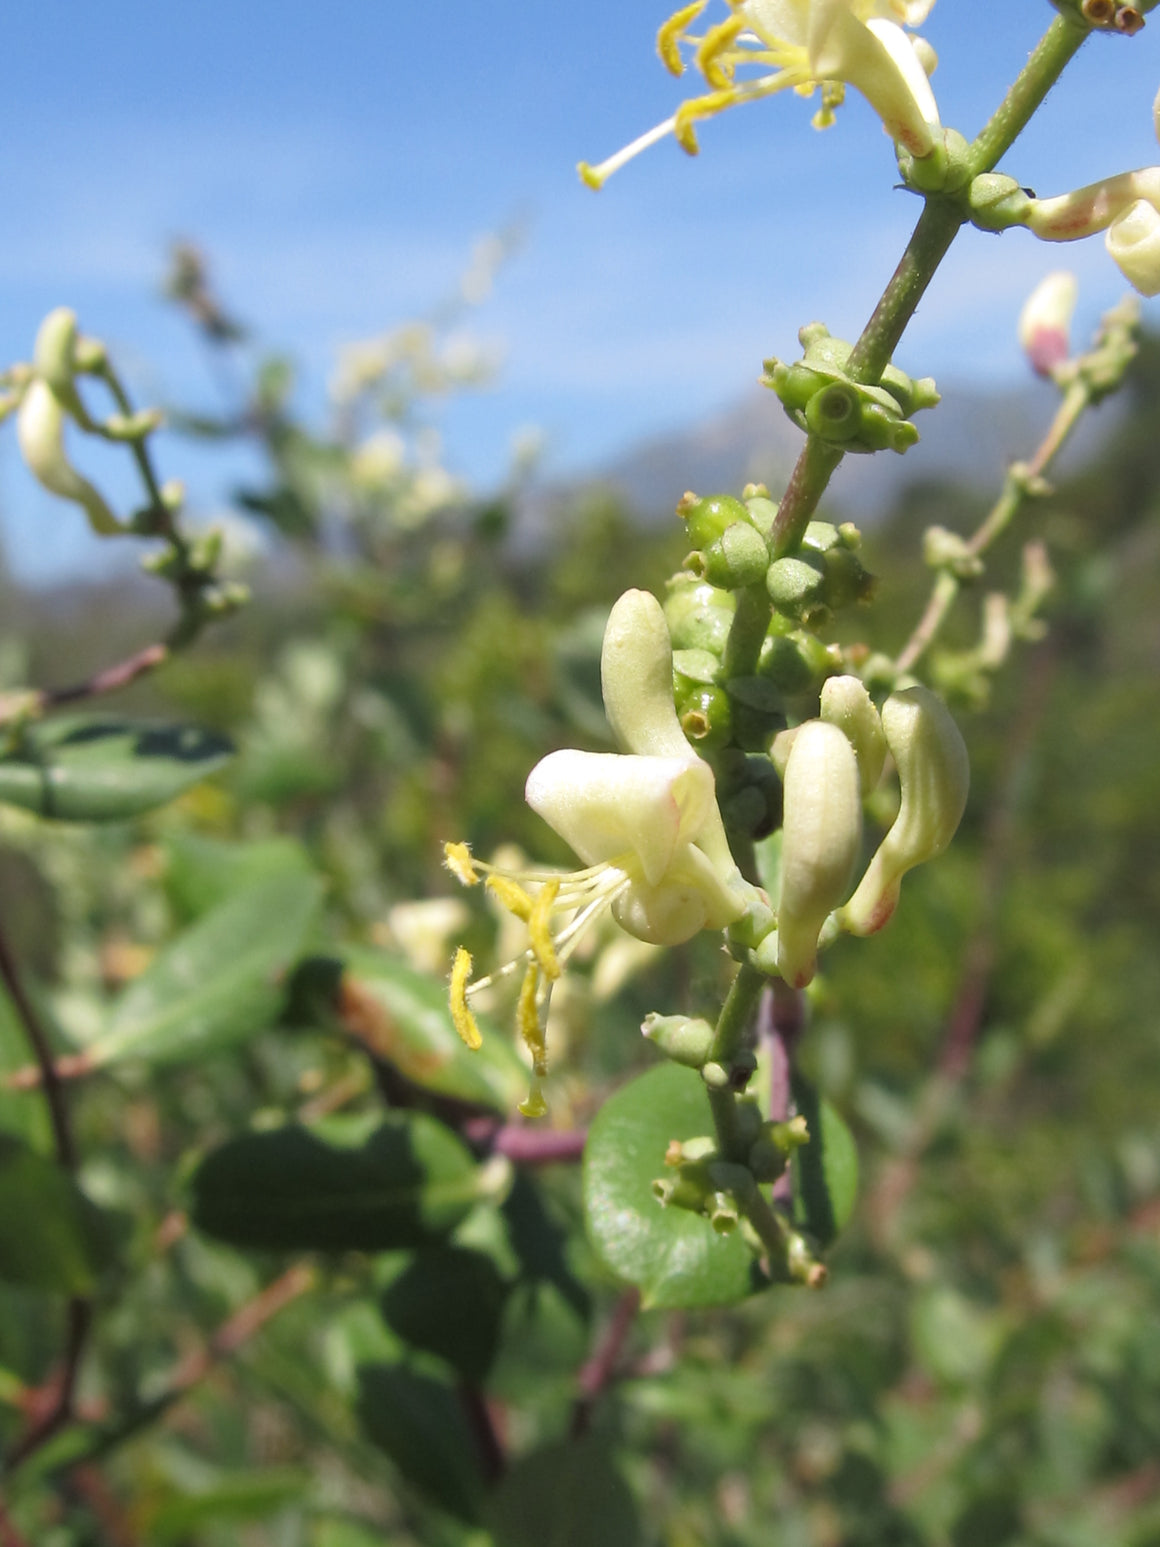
[579,0,940,189]
[446,589,760,1115]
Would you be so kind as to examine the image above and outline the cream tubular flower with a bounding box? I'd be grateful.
[1024,167,1160,297]
[579,0,940,189]
[525,750,747,947]
[445,587,757,1114]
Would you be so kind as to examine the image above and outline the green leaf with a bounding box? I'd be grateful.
[583,1063,762,1310]
[327,948,528,1112]
[485,1437,638,1547]
[0,716,233,822]
[0,1136,114,1293]
[190,1112,487,1252]
[380,1246,508,1384]
[148,1469,309,1542]
[163,831,316,920]
[88,872,324,1069]
[790,1072,859,1248]
[356,1363,484,1521]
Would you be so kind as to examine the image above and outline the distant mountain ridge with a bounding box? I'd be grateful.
[526,377,1119,536]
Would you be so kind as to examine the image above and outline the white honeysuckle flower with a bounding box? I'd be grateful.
[579,0,940,190]
[445,587,758,1116]
[525,749,748,946]
[1024,167,1160,297]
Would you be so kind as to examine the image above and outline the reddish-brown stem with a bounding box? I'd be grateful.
[458,1383,506,1485]
[5,1299,94,1473]
[0,643,169,728]
[463,1119,587,1166]
[571,1287,641,1439]
[163,1263,316,1394]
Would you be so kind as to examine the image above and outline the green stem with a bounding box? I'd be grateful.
[895,375,1092,675]
[966,14,1089,177]
[758,12,1088,567]
[705,961,765,1162]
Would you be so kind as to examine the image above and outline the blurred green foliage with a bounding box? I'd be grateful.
[0,266,1158,1546]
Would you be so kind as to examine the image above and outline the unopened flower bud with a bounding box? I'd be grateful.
[776,721,863,988]
[820,675,886,794]
[1018,271,1078,376]
[842,686,969,936]
[680,492,750,549]
[693,520,769,589]
[665,579,735,653]
[32,308,79,396]
[16,379,124,535]
[642,1012,715,1068]
[601,588,689,760]
[968,173,1033,232]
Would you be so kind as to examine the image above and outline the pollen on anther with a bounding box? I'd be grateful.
[444,841,479,887]
[450,946,482,1050]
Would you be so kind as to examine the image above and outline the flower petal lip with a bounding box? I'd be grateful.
[524,750,715,886]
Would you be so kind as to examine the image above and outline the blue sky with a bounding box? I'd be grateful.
[1,4,1158,582]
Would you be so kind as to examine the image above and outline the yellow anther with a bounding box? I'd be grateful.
[485,872,534,921]
[444,841,479,887]
[673,88,737,154]
[449,947,482,1050]
[657,0,707,77]
[695,15,744,90]
[528,877,562,981]
[577,161,605,190]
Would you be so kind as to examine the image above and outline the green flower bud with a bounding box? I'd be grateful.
[717,751,783,839]
[897,128,973,196]
[804,381,863,443]
[679,684,733,749]
[968,173,1033,232]
[16,379,124,535]
[724,675,783,752]
[744,494,779,540]
[680,492,750,549]
[664,578,735,654]
[842,686,970,936]
[923,525,984,581]
[776,721,863,988]
[758,630,835,700]
[820,546,876,610]
[767,554,826,618]
[652,1160,714,1212]
[641,1012,716,1069]
[691,521,770,590]
[820,675,887,794]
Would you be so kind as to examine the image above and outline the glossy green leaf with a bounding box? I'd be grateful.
[163,831,316,920]
[356,1362,484,1521]
[485,1437,638,1547]
[88,872,324,1068]
[790,1072,859,1248]
[0,716,233,822]
[583,1063,761,1310]
[190,1112,487,1251]
[331,948,528,1112]
[380,1245,508,1384]
[0,1136,114,1293]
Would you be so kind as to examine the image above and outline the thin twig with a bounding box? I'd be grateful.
[462,1119,587,1166]
[571,1287,641,1439]
[56,1262,317,1477]
[0,919,75,1167]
